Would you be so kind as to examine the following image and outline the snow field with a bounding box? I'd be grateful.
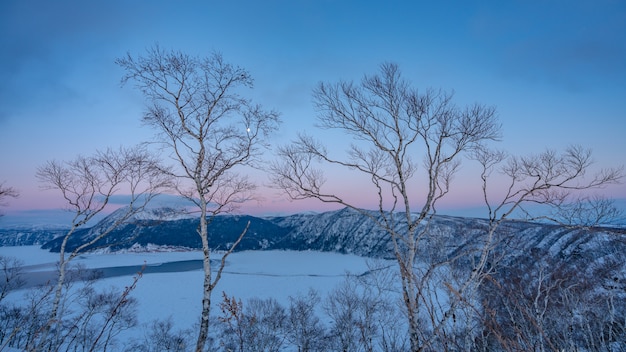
[1,246,391,340]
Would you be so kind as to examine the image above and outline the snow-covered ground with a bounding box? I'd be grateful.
[0,246,391,341]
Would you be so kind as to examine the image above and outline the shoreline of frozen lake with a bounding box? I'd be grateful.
[1,245,397,339]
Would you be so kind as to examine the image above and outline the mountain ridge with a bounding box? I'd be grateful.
[2,207,624,346]
[1,207,622,256]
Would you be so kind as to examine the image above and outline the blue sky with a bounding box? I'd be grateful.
[1,0,625,218]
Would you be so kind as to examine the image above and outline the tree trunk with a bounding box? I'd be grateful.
[405,280,421,352]
[195,200,212,352]
[403,251,420,351]
[33,226,75,350]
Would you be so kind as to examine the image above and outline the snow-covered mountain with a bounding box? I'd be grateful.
[3,207,620,261]
[1,207,622,271]
[2,207,625,347]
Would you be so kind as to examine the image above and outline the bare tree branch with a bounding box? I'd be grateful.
[0,181,19,217]
[0,182,18,201]
[472,145,623,225]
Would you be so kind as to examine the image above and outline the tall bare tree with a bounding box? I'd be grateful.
[271,62,500,350]
[34,145,171,349]
[116,46,280,352]
[270,62,623,351]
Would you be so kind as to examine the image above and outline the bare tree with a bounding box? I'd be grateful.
[116,45,280,352]
[0,284,54,350]
[548,194,624,227]
[124,317,192,352]
[33,145,171,350]
[0,256,24,302]
[324,276,391,352]
[217,293,290,352]
[1,268,142,351]
[470,146,623,351]
[468,145,623,282]
[271,62,500,351]
[244,296,288,351]
[286,289,327,352]
[0,182,18,217]
[356,260,409,352]
[217,292,250,352]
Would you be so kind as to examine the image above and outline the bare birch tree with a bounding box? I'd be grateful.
[469,145,623,350]
[34,145,171,350]
[271,62,500,351]
[469,146,623,287]
[116,46,280,352]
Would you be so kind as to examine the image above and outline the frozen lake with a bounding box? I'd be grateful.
[0,246,395,340]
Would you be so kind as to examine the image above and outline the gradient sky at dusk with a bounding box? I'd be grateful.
[1,0,625,220]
